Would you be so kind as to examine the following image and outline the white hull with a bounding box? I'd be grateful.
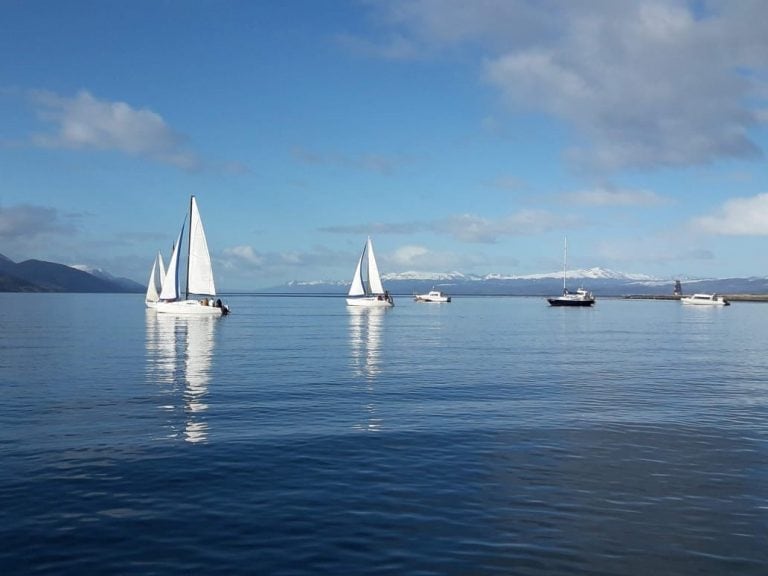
[156,299,229,315]
[414,290,450,303]
[145,300,159,309]
[346,296,394,307]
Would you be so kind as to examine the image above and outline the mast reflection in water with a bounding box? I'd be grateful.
[145,312,215,443]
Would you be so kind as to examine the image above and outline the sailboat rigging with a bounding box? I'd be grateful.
[547,237,595,307]
[154,196,230,316]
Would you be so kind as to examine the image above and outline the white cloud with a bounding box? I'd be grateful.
[29,90,201,170]
[390,244,430,266]
[597,237,714,264]
[691,193,768,235]
[360,0,768,171]
[322,209,580,243]
[433,210,581,243]
[387,243,507,271]
[222,245,265,267]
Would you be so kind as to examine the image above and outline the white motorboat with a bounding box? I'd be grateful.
[414,289,451,303]
[680,293,730,306]
[154,196,230,316]
[547,237,595,307]
[346,237,394,307]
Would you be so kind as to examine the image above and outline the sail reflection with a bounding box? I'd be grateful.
[348,307,385,379]
[145,311,215,443]
[348,307,386,432]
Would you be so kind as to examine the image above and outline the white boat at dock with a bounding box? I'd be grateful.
[680,293,730,306]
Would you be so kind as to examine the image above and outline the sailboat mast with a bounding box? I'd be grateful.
[563,236,567,293]
[185,195,193,300]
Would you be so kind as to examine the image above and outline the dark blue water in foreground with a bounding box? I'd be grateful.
[1,294,767,575]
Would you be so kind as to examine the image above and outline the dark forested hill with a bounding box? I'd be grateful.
[0,254,142,293]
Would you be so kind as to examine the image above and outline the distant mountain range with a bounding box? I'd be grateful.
[0,253,144,293]
[2,252,766,296]
[274,268,768,297]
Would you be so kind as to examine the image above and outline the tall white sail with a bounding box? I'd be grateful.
[348,245,366,297]
[157,252,166,291]
[367,237,385,295]
[159,226,184,301]
[187,196,216,297]
[145,258,159,302]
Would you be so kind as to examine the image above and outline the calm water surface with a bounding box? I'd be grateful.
[1,294,767,575]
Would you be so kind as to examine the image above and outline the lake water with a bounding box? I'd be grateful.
[1,293,767,575]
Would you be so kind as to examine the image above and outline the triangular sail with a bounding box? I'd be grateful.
[157,252,166,291]
[187,196,216,297]
[145,258,159,302]
[348,244,366,297]
[159,225,184,301]
[367,238,385,295]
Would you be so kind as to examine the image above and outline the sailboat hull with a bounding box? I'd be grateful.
[346,296,394,307]
[547,297,594,307]
[156,299,229,315]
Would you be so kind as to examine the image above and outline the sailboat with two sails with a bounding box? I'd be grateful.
[346,237,394,307]
[153,196,230,316]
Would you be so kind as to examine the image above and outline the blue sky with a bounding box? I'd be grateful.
[2,0,768,290]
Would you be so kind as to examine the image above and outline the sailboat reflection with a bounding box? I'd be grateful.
[145,311,215,443]
[348,307,386,432]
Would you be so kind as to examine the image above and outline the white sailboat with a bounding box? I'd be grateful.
[346,237,394,307]
[144,251,166,308]
[155,196,230,316]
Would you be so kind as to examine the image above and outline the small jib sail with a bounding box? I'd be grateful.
[159,225,184,301]
[145,251,167,304]
[145,259,159,303]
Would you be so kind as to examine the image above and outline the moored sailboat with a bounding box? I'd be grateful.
[346,237,394,307]
[547,237,595,307]
[155,196,229,316]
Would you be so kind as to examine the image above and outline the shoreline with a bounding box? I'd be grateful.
[622,294,768,302]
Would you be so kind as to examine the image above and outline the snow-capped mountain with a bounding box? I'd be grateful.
[274,267,768,296]
[378,267,658,282]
